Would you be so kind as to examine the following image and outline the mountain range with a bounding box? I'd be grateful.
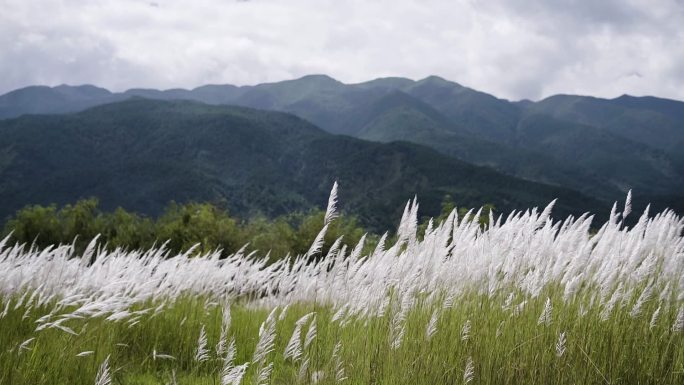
[1,75,682,227]
[0,99,610,230]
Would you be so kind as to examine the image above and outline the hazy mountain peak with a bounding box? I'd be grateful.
[416,75,462,88]
[290,74,342,86]
[353,77,415,89]
[0,84,121,119]
[612,93,684,120]
[124,87,166,94]
[514,99,534,108]
[192,84,240,91]
[53,84,112,98]
[0,85,52,98]
[534,94,587,109]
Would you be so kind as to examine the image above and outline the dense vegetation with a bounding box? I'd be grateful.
[0,190,682,384]
[1,194,493,260]
[1,198,371,260]
[3,290,682,385]
[0,98,608,232]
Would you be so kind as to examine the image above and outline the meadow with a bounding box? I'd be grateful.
[1,186,683,384]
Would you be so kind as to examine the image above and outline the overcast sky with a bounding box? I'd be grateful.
[1,0,683,101]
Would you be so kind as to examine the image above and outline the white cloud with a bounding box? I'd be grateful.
[0,0,683,100]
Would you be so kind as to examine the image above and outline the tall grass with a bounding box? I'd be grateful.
[0,189,683,384]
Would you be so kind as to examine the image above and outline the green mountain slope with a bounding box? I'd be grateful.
[2,76,683,208]
[132,77,684,201]
[0,99,609,230]
[513,113,684,195]
[401,76,521,143]
[530,94,684,177]
[531,95,684,152]
[0,85,123,118]
[320,90,618,198]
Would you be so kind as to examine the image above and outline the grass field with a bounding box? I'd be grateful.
[1,190,683,384]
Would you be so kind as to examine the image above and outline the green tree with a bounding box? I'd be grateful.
[3,204,61,249]
[154,202,242,256]
[59,198,103,246]
[2,199,379,263]
[101,208,155,251]
[243,215,296,259]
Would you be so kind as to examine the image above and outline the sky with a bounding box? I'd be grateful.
[1,0,683,101]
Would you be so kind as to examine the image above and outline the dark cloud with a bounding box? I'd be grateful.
[1,0,683,101]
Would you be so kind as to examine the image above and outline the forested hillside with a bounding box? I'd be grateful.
[0,99,607,231]
[2,76,683,209]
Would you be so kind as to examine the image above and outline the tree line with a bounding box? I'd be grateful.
[0,196,492,261]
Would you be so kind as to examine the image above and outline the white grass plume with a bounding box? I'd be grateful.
[254,362,273,385]
[216,305,232,356]
[425,309,439,340]
[332,341,346,383]
[225,337,237,366]
[284,322,304,362]
[304,315,317,349]
[253,308,278,364]
[217,326,228,357]
[538,298,552,326]
[296,312,315,327]
[556,331,566,357]
[332,305,348,323]
[324,181,339,225]
[630,281,654,318]
[94,355,112,385]
[306,224,328,258]
[623,190,632,219]
[600,285,623,321]
[18,337,35,352]
[463,356,474,384]
[278,304,290,321]
[390,307,407,349]
[650,305,662,330]
[195,325,209,362]
[461,320,471,341]
[220,338,237,383]
[222,362,248,385]
[222,305,232,330]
